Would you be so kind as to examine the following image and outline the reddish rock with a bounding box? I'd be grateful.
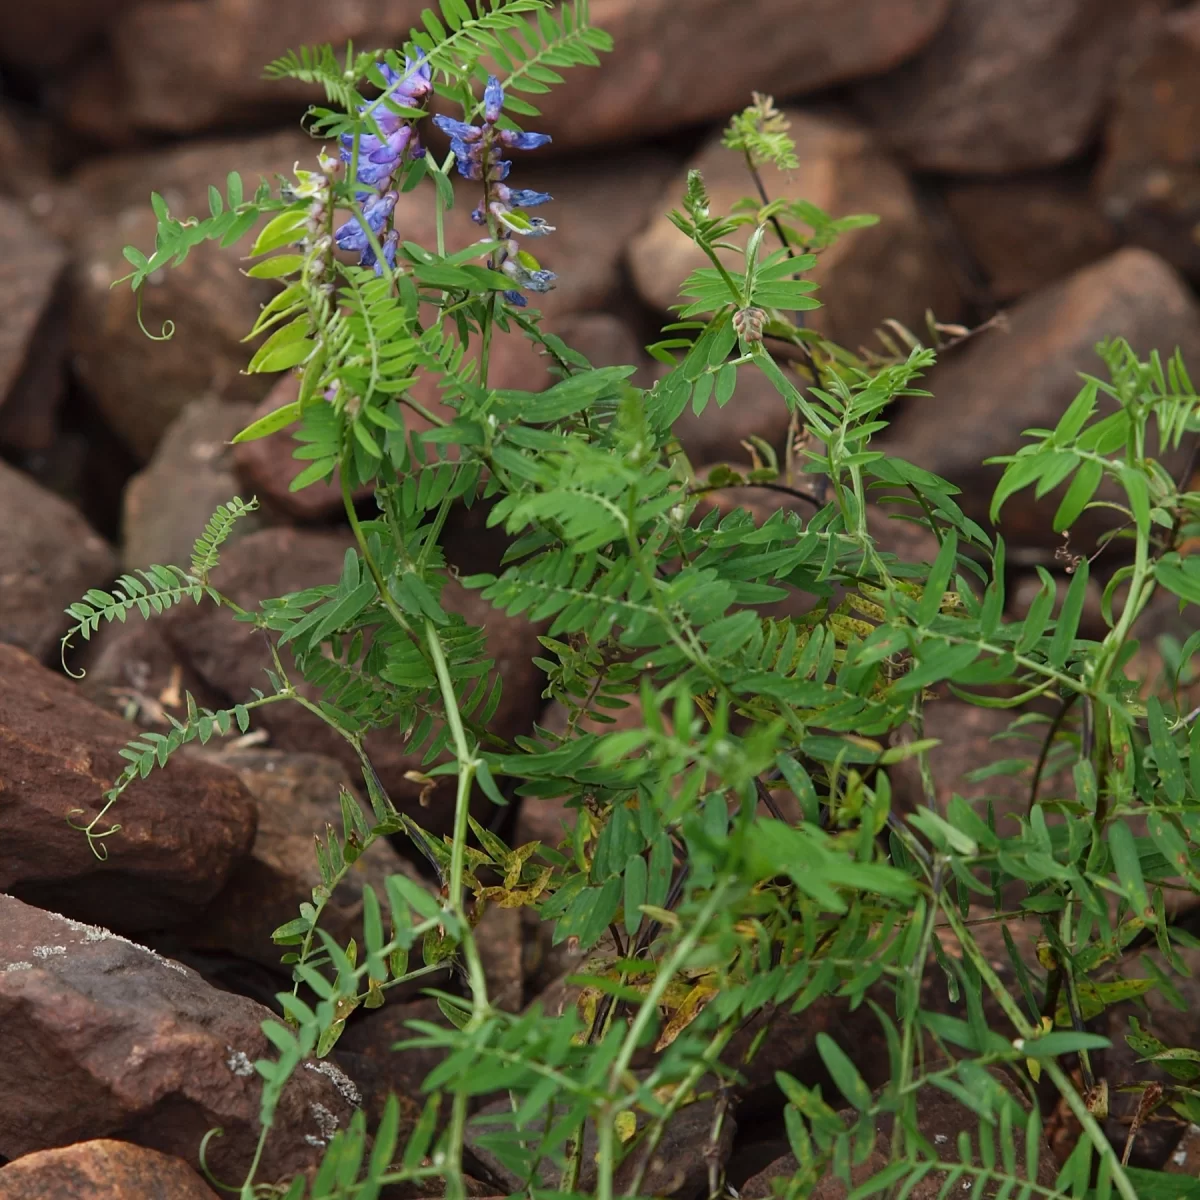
[0,460,117,662]
[0,196,68,452]
[61,131,318,461]
[447,0,952,153]
[0,1140,218,1199]
[741,1082,1057,1198]
[162,527,545,837]
[888,699,1068,828]
[878,249,1200,550]
[853,0,1156,175]
[474,902,524,1013]
[74,0,948,146]
[0,644,257,932]
[122,397,262,570]
[180,748,430,975]
[0,0,145,72]
[628,110,962,354]
[0,895,360,1186]
[942,172,1117,303]
[1096,3,1200,279]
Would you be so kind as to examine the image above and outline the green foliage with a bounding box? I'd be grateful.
[72,3,1200,1198]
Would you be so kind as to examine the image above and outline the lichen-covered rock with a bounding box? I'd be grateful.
[0,895,360,1186]
[0,644,256,931]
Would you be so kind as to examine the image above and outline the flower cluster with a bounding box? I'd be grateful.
[433,76,557,307]
[334,53,432,275]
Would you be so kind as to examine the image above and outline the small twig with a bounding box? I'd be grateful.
[1026,692,1079,817]
[689,479,824,511]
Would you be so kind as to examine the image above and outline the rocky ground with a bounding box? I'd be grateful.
[3,0,1200,1194]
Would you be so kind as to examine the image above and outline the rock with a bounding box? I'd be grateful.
[878,249,1200,551]
[670,364,797,467]
[942,172,1117,303]
[0,1139,218,1199]
[465,0,952,153]
[162,527,545,837]
[1009,570,1108,643]
[0,894,360,1185]
[0,196,68,452]
[61,131,319,461]
[0,0,144,73]
[474,903,523,1013]
[72,616,229,729]
[888,699,1068,827]
[628,110,961,354]
[0,643,257,932]
[0,460,117,661]
[741,1080,1058,1198]
[1166,1124,1200,1175]
[80,0,430,139]
[77,0,948,145]
[179,749,430,974]
[337,995,451,1106]
[1096,4,1200,279]
[853,0,1155,175]
[122,397,262,570]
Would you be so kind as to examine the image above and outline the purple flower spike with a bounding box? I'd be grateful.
[484,75,504,124]
[503,289,527,307]
[505,188,552,208]
[334,190,397,253]
[498,130,551,151]
[373,230,399,276]
[433,115,483,142]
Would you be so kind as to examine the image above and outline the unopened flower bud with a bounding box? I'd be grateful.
[733,306,767,344]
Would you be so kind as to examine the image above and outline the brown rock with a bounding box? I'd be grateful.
[474,902,524,1013]
[0,643,256,931]
[76,0,949,145]
[0,196,68,452]
[741,1081,1057,1198]
[0,894,360,1185]
[670,364,798,467]
[0,460,117,661]
[628,110,962,354]
[465,0,951,153]
[0,0,147,72]
[888,699,1067,828]
[853,0,1154,175]
[0,1139,218,1199]
[1009,570,1108,643]
[89,0,429,138]
[1096,4,1200,279]
[122,397,262,570]
[62,131,319,461]
[180,748,430,974]
[942,172,1117,303]
[162,527,545,837]
[878,249,1200,551]
[337,995,451,1103]
[73,616,229,730]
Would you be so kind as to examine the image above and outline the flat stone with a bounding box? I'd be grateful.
[853,0,1157,174]
[0,1140,218,1199]
[0,895,360,1186]
[0,460,117,661]
[0,643,257,932]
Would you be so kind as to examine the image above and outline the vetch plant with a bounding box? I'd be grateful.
[64,1,1200,1197]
